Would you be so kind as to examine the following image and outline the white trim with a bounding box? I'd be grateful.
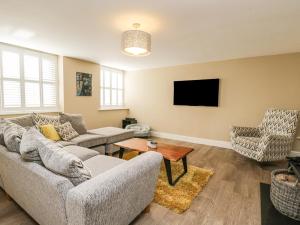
[289,151,300,156]
[0,109,61,115]
[151,131,232,149]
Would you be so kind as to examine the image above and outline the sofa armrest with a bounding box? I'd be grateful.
[66,151,162,225]
[230,126,260,138]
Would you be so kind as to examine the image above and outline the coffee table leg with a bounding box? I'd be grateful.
[119,147,124,158]
[105,144,109,155]
[182,156,187,173]
[164,156,188,186]
[164,158,173,185]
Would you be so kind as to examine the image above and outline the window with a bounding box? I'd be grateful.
[0,43,59,114]
[100,66,124,109]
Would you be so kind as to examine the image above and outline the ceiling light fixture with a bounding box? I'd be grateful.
[121,23,151,57]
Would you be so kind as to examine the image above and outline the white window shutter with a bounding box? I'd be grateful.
[2,51,20,79]
[24,82,40,107]
[2,80,21,108]
[0,43,59,114]
[24,55,39,81]
[100,66,124,108]
[43,83,57,107]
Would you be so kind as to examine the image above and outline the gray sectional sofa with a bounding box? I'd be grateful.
[7,114,134,154]
[0,114,163,225]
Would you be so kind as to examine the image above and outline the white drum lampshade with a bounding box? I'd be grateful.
[121,23,151,56]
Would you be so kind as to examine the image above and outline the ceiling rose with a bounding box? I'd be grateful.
[121,23,151,57]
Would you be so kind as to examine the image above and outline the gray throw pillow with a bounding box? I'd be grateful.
[20,127,44,163]
[7,114,34,127]
[0,118,13,146]
[36,135,91,185]
[59,112,87,134]
[3,122,27,152]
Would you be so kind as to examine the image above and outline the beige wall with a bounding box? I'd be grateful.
[125,53,300,150]
[63,57,128,129]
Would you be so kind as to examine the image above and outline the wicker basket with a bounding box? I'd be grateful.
[270,169,300,221]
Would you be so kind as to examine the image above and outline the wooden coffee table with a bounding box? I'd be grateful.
[114,138,194,186]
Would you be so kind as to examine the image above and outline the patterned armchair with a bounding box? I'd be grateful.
[231,109,299,162]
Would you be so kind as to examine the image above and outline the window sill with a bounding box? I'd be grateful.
[98,106,129,111]
[0,109,61,116]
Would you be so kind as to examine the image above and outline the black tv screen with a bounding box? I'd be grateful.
[173,79,219,106]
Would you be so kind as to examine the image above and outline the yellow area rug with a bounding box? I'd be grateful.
[123,151,214,214]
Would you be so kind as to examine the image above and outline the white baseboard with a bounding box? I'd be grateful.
[289,151,300,156]
[151,131,232,149]
[151,131,300,155]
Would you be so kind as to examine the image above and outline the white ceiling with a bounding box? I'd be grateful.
[0,0,300,71]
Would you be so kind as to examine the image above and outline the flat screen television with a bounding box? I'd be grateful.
[173,79,219,106]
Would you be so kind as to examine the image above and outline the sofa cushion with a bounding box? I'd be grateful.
[83,155,124,177]
[63,145,99,161]
[59,112,87,135]
[36,135,91,186]
[56,122,79,141]
[90,145,106,155]
[88,127,134,144]
[3,122,26,153]
[20,127,43,163]
[32,113,61,127]
[7,114,34,127]
[70,133,107,148]
[57,140,75,147]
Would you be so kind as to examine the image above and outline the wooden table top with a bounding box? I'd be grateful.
[114,138,194,161]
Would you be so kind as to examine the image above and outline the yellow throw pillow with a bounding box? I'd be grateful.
[40,124,61,141]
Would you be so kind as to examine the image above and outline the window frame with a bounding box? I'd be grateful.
[0,43,60,115]
[100,66,125,110]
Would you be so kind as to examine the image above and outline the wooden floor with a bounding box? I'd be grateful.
[0,138,286,225]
